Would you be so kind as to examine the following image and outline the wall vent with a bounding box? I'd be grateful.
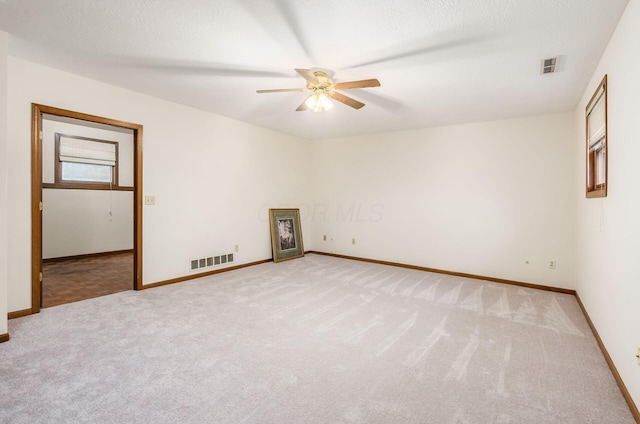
[541,57,557,74]
[190,252,234,271]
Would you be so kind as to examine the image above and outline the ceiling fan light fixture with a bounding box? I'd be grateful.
[305,92,334,112]
[318,93,334,111]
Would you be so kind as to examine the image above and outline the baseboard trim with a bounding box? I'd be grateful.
[8,308,35,320]
[143,259,272,290]
[43,249,134,263]
[575,293,640,423]
[0,333,9,343]
[309,251,575,295]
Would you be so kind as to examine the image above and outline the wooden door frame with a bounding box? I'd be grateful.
[31,104,143,313]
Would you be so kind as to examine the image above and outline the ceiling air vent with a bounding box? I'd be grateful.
[541,57,558,74]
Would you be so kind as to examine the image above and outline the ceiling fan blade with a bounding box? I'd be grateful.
[334,79,381,90]
[296,96,311,111]
[256,88,307,93]
[330,92,365,109]
[295,68,319,85]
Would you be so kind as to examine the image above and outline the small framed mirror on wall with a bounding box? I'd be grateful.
[586,75,608,198]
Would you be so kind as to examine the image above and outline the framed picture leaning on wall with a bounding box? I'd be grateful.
[269,208,304,263]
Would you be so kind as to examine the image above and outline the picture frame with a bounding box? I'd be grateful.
[269,208,304,263]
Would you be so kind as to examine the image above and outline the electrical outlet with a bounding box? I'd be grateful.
[352,238,356,245]
[549,260,556,269]
[144,195,155,205]
[235,244,239,252]
[636,347,640,366]
[323,235,327,241]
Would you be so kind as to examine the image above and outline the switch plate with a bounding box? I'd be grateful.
[145,195,156,205]
[235,244,239,252]
[352,238,356,245]
[323,235,327,241]
[637,347,640,366]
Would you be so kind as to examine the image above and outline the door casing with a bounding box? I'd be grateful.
[31,104,143,313]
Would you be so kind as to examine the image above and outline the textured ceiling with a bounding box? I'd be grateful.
[0,0,630,140]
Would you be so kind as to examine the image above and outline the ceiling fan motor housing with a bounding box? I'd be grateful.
[309,72,334,94]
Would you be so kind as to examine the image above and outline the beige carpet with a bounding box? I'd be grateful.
[1,254,634,423]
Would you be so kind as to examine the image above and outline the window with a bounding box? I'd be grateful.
[586,75,607,198]
[55,134,118,188]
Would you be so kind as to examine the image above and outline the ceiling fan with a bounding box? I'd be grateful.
[257,68,381,112]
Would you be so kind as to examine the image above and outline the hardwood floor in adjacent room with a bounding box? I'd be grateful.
[42,252,133,308]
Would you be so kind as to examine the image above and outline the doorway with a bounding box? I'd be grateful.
[31,104,143,313]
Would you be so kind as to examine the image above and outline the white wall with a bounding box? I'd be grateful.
[311,113,576,289]
[574,0,640,408]
[41,117,134,258]
[7,56,312,312]
[0,32,9,336]
[43,190,133,258]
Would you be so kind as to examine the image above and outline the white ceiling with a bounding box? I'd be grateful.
[0,0,630,140]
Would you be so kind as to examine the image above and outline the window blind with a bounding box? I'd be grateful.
[587,89,605,150]
[59,136,116,166]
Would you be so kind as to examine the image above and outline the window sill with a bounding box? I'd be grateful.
[42,182,134,191]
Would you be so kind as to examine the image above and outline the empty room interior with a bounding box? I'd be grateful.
[1,0,639,423]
